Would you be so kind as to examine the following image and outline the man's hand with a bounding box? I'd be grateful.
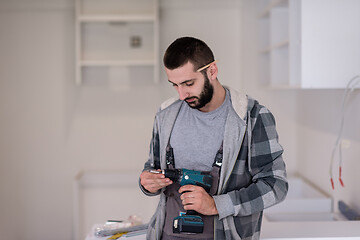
[140,169,173,193]
[179,185,218,216]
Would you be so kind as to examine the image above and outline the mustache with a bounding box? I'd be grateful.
[185,96,198,101]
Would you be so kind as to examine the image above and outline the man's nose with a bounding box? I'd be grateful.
[177,86,189,100]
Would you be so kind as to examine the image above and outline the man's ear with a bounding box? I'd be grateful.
[207,63,218,81]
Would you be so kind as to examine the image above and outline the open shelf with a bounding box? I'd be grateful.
[75,0,159,85]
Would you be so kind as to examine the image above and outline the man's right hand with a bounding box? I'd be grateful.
[140,169,173,193]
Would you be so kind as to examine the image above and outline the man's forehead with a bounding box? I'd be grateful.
[165,61,196,73]
[168,78,197,86]
[165,62,200,83]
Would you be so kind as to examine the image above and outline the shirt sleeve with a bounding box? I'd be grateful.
[139,115,162,196]
[213,106,288,219]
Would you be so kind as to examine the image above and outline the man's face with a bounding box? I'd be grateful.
[165,61,214,110]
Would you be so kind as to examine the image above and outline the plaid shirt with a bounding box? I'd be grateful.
[140,87,288,240]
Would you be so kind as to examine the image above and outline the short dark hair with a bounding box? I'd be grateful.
[163,37,215,72]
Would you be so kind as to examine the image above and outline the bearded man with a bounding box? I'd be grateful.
[139,37,288,240]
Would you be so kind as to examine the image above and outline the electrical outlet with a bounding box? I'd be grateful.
[130,36,141,48]
[341,139,351,149]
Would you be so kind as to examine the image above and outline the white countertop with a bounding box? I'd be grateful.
[86,219,360,240]
[261,217,360,239]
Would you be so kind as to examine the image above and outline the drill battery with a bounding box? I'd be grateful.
[150,168,214,234]
[173,213,204,234]
[163,168,213,234]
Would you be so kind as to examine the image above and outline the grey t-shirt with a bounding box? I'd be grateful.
[170,88,230,171]
[162,89,230,240]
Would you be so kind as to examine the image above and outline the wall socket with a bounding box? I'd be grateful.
[130,36,142,48]
[341,139,351,149]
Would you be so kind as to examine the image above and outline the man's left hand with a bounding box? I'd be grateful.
[179,185,218,216]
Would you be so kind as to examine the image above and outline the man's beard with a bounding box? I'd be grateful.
[185,76,214,109]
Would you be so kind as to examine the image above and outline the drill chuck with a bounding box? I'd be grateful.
[162,168,212,192]
[162,169,182,182]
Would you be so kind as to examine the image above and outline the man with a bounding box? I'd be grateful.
[139,37,288,240]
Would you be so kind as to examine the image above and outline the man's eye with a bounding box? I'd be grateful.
[185,82,194,86]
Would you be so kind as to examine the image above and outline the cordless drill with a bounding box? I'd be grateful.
[163,168,213,192]
[151,168,213,233]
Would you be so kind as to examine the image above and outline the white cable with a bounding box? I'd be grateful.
[329,75,360,189]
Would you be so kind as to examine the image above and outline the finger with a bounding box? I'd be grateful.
[180,191,196,200]
[141,170,169,184]
[182,200,197,211]
[144,180,172,193]
[183,203,193,211]
[150,169,165,177]
[145,176,172,186]
[181,195,194,205]
[183,204,196,211]
[178,184,197,193]
[140,171,172,193]
[155,178,173,187]
[144,170,165,179]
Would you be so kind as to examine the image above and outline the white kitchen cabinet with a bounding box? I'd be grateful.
[259,0,360,89]
[75,0,159,85]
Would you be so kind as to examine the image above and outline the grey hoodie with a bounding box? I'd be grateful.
[140,87,288,240]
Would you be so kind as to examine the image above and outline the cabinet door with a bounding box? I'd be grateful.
[260,0,360,89]
[298,0,360,88]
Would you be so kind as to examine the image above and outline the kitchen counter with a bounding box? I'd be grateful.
[261,217,360,239]
[260,175,360,239]
[85,176,360,240]
[86,219,360,240]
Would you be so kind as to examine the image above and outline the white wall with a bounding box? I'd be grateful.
[0,1,73,239]
[159,0,242,90]
[295,90,360,213]
[3,1,359,240]
[241,0,360,215]
[0,0,242,239]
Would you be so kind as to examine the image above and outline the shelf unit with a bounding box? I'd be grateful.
[75,0,159,85]
[258,0,293,88]
[258,0,360,89]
